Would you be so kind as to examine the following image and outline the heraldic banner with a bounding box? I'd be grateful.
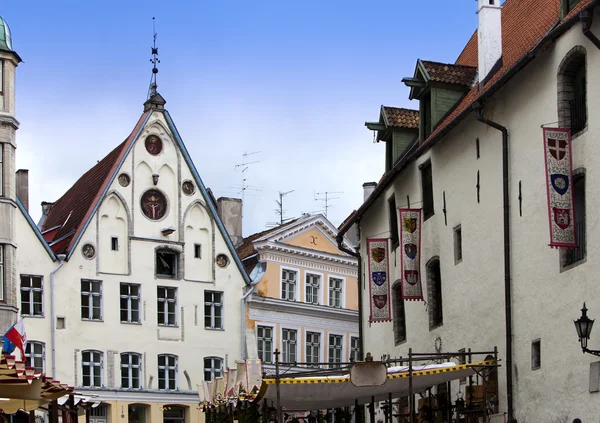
[543,128,577,248]
[367,238,391,322]
[398,208,424,301]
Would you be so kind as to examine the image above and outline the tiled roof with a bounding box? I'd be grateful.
[421,60,477,87]
[382,106,419,129]
[236,219,299,261]
[42,112,150,254]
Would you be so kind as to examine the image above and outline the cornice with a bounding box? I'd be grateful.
[249,295,359,323]
[255,241,357,268]
[0,113,20,130]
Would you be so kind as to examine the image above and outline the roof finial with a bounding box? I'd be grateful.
[148,17,160,99]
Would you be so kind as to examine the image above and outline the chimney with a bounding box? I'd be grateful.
[37,201,54,229]
[216,197,243,247]
[15,169,29,212]
[477,0,502,83]
[363,182,377,202]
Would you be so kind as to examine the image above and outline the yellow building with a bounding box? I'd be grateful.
[237,214,359,373]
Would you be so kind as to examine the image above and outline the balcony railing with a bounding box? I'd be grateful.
[570,92,587,134]
[565,218,586,266]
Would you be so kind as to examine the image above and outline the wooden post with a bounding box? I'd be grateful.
[369,396,375,423]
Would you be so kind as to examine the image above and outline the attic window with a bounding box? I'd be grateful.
[156,249,179,279]
[194,244,202,259]
[111,237,119,251]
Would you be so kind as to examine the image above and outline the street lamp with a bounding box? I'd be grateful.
[574,303,600,356]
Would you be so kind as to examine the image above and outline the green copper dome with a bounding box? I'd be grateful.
[0,16,13,51]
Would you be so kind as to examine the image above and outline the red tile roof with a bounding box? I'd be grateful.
[236,219,299,261]
[42,112,150,255]
[421,60,477,87]
[382,107,420,129]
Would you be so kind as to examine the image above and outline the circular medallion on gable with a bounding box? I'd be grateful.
[82,243,96,259]
[216,254,230,268]
[182,180,195,196]
[141,189,168,221]
[145,135,163,156]
[118,173,131,187]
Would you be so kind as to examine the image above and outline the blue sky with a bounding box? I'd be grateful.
[3,0,477,236]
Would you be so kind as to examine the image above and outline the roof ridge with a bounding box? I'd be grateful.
[421,59,477,69]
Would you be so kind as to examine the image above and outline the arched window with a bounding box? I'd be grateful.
[162,405,186,423]
[391,280,406,344]
[557,46,587,134]
[426,257,443,329]
[203,356,223,381]
[121,352,142,389]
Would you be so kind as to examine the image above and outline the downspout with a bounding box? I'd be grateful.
[581,9,600,50]
[473,101,513,422]
[50,254,66,379]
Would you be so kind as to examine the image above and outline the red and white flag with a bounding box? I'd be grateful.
[5,319,27,357]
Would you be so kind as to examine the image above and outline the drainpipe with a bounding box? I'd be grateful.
[50,254,66,379]
[581,9,600,50]
[473,101,513,422]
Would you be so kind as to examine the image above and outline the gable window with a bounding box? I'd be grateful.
[328,277,343,308]
[282,329,297,363]
[82,350,103,387]
[111,237,119,251]
[120,352,142,389]
[305,274,320,304]
[563,173,586,267]
[388,196,399,249]
[203,357,223,381]
[204,291,223,329]
[158,354,178,390]
[120,283,140,323]
[81,280,102,321]
[157,286,177,326]
[421,161,435,220]
[281,269,297,301]
[454,225,463,264]
[350,336,360,362]
[531,339,541,370]
[328,334,343,365]
[21,275,43,316]
[257,326,273,364]
[306,332,321,366]
[194,244,201,259]
[558,46,587,134]
[24,341,45,373]
[427,258,443,329]
[156,249,179,279]
[392,281,406,344]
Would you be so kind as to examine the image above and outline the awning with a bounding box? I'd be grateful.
[256,360,494,410]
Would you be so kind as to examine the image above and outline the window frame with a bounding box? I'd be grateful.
[24,341,45,373]
[155,248,180,279]
[426,257,443,330]
[420,160,435,220]
[257,324,275,364]
[328,333,344,365]
[120,283,141,324]
[392,281,407,345]
[305,272,322,305]
[81,279,103,321]
[157,286,178,327]
[203,356,223,381]
[281,328,298,364]
[350,336,360,362]
[20,275,44,317]
[305,330,323,367]
[204,290,224,330]
[157,354,178,390]
[328,276,345,309]
[194,244,202,259]
[280,267,299,301]
[81,350,103,388]
[120,352,142,389]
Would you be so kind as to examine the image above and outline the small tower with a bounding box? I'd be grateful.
[0,15,22,332]
[143,18,166,112]
[477,0,502,83]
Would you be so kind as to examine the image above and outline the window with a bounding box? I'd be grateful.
[282,329,297,363]
[82,350,103,387]
[203,357,223,381]
[158,354,178,390]
[111,237,119,251]
[121,353,142,389]
[163,406,185,423]
[24,341,44,373]
[454,225,463,264]
[421,161,434,219]
[204,291,223,329]
[328,277,343,308]
[81,280,102,321]
[392,281,406,344]
[350,337,360,362]
[21,275,43,316]
[305,274,320,304]
[0,146,3,196]
[0,245,4,301]
[531,339,541,370]
[281,269,297,301]
[157,286,177,326]
[306,332,321,366]
[120,283,140,323]
[557,46,587,134]
[194,244,201,259]
[388,196,399,249]
[257,326,273,364]
[564,174,586,267]
[426,258,443,329]
[156,249,179,278]
[328,335,343,365]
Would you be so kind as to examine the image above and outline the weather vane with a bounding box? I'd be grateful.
[148,17,160,98]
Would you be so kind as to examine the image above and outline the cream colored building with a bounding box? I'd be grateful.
[338,0,600,421]
[0,17,250,423]
[238,214,359,372]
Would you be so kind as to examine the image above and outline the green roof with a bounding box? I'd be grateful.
[0,16,13,51]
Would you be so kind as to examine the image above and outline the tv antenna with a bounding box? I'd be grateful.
[314,191,343,218]
[234,151,262,202]
[275,190,295,225]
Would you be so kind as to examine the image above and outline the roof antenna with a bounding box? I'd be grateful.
[147,17,160,99]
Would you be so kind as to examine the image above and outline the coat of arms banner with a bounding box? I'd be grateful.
[543,128,577,248]
[367,238,391,323]
[398,208,424,301]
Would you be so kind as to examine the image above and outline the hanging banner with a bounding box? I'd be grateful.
[367,238,391,322]
[543,128,577,248]
[398,208,424,301]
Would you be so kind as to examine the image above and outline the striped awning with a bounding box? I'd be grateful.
[255,360,494,410]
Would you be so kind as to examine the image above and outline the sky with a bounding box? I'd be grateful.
[2,0,478,237]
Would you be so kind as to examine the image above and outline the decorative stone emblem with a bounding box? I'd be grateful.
[182,180,195,196]
[82,244,96,259]
[118,173,130,187]
[141,189,168,220]
[216,254,230,268]
[145,135,163,156]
